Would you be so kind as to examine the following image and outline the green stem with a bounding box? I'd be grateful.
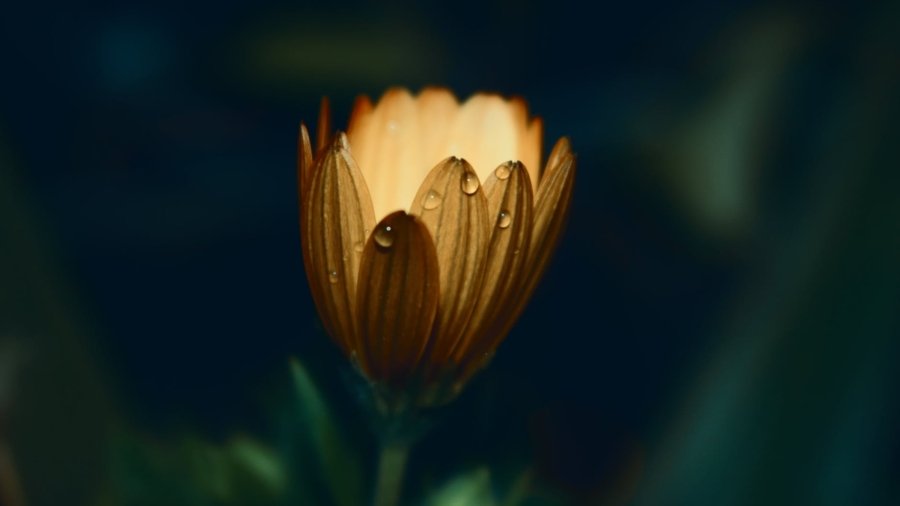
[372,441,409,506]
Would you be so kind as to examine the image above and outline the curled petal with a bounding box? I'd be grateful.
[297,123,314,204]
[356,211,440,384]
[301,133,376,354]
[502,149,575,349]
[410,157,490,370]
[543,136,571,188]
[454,160,534,363]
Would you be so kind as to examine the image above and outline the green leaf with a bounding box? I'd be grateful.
[289,358,364,506]
[427,467,496,506]
[102,430,287,506]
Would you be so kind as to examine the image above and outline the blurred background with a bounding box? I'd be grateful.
[1,0,898,505]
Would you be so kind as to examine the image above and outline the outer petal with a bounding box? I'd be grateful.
[543,136,571,187]
[410,157,490,369]
[461,141,574,380]
[302,133,376,355]
[297,123,314,204]
[452,160,534,363]
[528,148,575,291]
[356,211,440,384]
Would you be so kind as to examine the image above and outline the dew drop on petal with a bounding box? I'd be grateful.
[497,210,512,229]
[461,171,479,195]
[422,190,442,210]
[354,241,365,253]
[374,224,394,248]
[328,270,339,283]
[494,164,511,180]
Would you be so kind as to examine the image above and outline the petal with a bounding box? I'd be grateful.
[416,87,460,172]
[410,157,490,369]
[302,133,376,354]
[347,95,373,136]
[448,94,522,183]
[316,96,331,152]
[525,117,543,187]
[543,136,571,188]
[509,98,542,190]
[355,211,440,384]
[528,150,575,291]
[452,160,534,363]
[508,148,576,333]
[297,123,314,204]
[347,88,420,220]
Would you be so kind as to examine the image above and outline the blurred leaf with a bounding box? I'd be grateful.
[426,467,496,506]
[226,437,287,499]
[500,468,534,506]
[289,358,364,506]
[102,431,286,506]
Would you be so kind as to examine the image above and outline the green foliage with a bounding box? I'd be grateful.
[102,432,285,506]
[287,358,365,506]
[98,358,365,506]
[426,467,496,506]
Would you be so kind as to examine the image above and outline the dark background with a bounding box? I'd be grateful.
[1,1,898,505]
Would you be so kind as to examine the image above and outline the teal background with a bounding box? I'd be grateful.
[1,1,898,505]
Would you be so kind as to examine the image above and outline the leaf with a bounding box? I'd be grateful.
[289,358,364,506]
[427,467,496,506]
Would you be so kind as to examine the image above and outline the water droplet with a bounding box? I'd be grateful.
[461,171,479,195]
[422,190,442,210]
[328,270,339,283]
[494,164,511,180]
[374,224,394,248]
[354,241,364,253]
[497,210,512,229]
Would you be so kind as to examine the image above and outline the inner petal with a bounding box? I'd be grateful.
[347,88,536,221]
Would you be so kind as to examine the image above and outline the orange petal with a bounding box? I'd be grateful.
[525,117,543,187]
[316,96,331,152]
[347,94,373,136]
[301,133,376,354]
[348,88,420,220]
[416,87,460,173]
[461,143,574,382]
[513,149,575,329]
[543,136,571,188]
[410,157,490,369]
[449,94,522,183]
[453,160,534,363]
[355,211,440,384]
[297,123,314,204]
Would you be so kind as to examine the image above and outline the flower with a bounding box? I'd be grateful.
[299,88,575,407]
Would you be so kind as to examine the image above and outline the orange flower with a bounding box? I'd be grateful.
[299,88,575,407]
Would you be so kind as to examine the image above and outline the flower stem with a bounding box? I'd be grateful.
[372,441,409,506]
